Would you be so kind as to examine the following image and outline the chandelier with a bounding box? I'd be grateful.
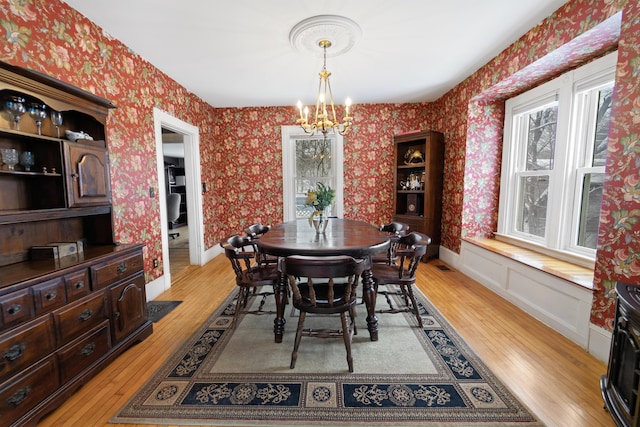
[296,39,352,136]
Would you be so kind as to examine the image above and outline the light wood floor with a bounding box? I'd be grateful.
[37,256,614,427]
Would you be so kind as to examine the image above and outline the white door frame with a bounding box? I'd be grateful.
[281,126,344,221]
[149,108,204,299]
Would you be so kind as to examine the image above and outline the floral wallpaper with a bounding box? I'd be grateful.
[209,102,432,242]
[1,0,638,331]
[430,0,639,330]
[0,0,432,284]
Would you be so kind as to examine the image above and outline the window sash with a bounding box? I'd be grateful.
[498,52,617,263]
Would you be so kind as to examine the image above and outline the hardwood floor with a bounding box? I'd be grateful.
[168,225,190,275]
[37,256,614,427]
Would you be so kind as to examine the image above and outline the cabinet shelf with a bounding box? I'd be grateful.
[0,128,106,147]
[397,163,426,169]
[0,169,61,177]
[0,206,111,225]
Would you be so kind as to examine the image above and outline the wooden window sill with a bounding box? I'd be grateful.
[462,237,594,290]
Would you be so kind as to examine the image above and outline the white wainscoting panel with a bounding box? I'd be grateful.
[458,240,593,349]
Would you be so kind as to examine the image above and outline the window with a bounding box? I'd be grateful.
[498,52,617,263]
[281,126,344,221]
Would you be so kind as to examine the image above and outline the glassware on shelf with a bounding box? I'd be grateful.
[1,148,19,170]
[27,103,47,135]
[19,151,34,171]
[50,110,63,138]
[4,96,26,131]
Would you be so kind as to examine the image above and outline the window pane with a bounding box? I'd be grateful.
[294,138,333,218]
[526,105,557,171]
[592,86,613,167]
[577,173,603,249]
[516,175,549,237]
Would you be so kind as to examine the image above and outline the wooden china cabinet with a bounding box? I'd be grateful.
[0,62,152,426]
[392,130,444,259]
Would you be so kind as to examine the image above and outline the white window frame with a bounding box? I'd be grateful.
[281,126,344,221]
[497,52,617,266]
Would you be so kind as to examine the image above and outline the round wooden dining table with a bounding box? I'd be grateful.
[257,218,390,343]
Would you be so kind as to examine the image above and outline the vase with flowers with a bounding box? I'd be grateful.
[305,182,335,234]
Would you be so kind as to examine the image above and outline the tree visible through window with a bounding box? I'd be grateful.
[498,52,617,260]
[294,137,334,218]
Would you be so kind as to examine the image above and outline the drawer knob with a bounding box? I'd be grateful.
[8,386,30,407]
[81,342,95,357]
[117,262,128,274]
[79,308,93,321]
[3,343,25,362]
[74,280,85,289]
[45,291,57,301]
[6,304,21,316]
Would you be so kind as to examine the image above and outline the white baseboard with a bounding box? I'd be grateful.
[145,275,168,301]
[589,324,612,363]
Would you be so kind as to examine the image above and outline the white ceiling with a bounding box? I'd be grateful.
[62,0,568,108]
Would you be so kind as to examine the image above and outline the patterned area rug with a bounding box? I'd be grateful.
[112,287,542,426]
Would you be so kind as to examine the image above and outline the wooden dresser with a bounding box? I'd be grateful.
[0,62,152,426]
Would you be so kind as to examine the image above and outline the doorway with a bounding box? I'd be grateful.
[162,129,189,274]
[151,108,204,299]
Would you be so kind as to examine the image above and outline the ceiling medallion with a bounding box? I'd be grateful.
[289,15,362,58]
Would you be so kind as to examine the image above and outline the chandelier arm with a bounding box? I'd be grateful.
[315,73,324,132]
[325,77,339,130]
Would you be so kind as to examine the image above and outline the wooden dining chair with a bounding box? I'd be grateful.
[371,232,429,328]
[371,221,410,265]
[220,234,279,326]
[281,255,365,373]
[244,223,278,267]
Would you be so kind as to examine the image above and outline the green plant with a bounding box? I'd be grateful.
[305,182,335,217]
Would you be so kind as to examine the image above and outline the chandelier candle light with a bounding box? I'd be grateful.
[296,40,352,136]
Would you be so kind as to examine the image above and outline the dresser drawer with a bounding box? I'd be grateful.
[64,269,90,302]
[53,291,107,345]
[0,356,59,427]
[57,322,111,384]
[0,288,34,331]
[32,277,66,316]
[0,316,55,384]
[90,252,144,291]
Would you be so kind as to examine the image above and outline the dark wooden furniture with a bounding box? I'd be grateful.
[0,62,151,426]
[601,282,640,427]
[392,130,444,259]
[371,221,410,265]
[371,232,429,328]
[220,235,278,326]
[257,219,389,343]
[282,255,365,372]
[243,223,278,266]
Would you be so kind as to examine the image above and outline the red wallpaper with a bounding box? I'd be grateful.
[430,0,640,330]
[209,102,433,243]
[2,0,639,331]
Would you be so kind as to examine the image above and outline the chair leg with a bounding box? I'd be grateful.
[340,312,354,373]
[290,312,306,369]
[406,285,423,328]
[349,305,357,336]
[233,287,248,326]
